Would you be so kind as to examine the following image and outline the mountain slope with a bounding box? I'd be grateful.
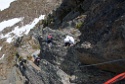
[1,0,125,84]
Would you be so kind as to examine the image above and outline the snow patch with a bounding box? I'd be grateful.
[12,15,45,36]
[0,33,14,43]
[0,33,10,39]
[0,0,16,11]
[0,54,5,60]
[0,31,14,43]
[0,46,2,51]
[0,18,23,31]
[6,37,13,43]
[0,15,45,43]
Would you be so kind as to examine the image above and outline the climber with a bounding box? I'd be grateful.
[33,54,41,66]
[19,59,26,70]
[35,56,40,66]
[46,34,53,48]
[64,35,75,47]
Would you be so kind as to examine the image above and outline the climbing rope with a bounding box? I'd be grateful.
[104,72,125,84]
[78,58,125,84]
[79,58,125,68]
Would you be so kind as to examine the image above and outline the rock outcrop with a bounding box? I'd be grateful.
[15,0,125,83]
[44,0,125,73]
[76,0,125,73]
[19,27,115,84]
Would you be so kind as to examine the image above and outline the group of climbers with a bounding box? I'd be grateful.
[32,32,125,83]
[46,34,75,47]
[33,34,75,66]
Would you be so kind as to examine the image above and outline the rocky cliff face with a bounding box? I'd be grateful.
[20,0,125,83]
[77,0,125,73]
[1,0,125,84]
[20,27,114,84]
[45,0,125,73]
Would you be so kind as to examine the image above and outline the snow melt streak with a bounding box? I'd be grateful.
[0,15,45,43]
[0,0,16,11]
[0,18,23,31]
[0,54,5,60]
[0,46,2,51]
[12,15,45,36]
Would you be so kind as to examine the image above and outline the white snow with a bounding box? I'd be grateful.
[0,0,16,11]
[0,32,14,43]
[0,15,45,43]
[0,33,10,39]
[0,18,23,31]
[0,54,5,60]
[12,15,45,36]
[0,46,2,51]
[6,37,13,43]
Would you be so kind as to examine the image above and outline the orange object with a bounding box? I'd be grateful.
[104,72,125,84]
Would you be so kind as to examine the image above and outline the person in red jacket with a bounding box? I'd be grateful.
[46,34,53,48]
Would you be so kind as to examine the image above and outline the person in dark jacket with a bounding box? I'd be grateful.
[33,54,41,66]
